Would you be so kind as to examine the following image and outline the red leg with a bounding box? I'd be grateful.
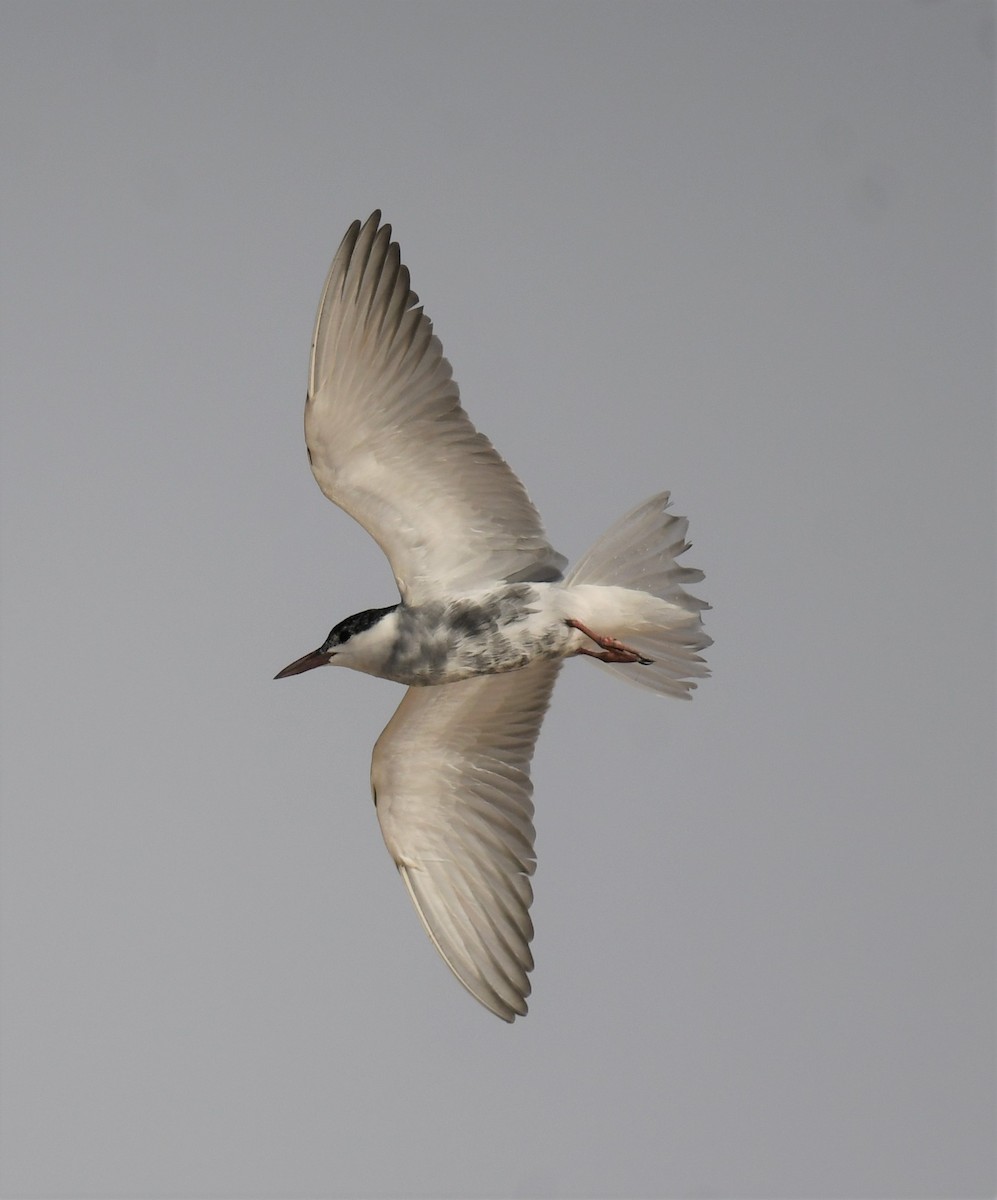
[566,618,654,666]
[576,646,645,664]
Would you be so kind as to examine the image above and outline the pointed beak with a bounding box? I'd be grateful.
[274,648,330,679]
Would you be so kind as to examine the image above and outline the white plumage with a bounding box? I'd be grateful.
[277,212,710,1020]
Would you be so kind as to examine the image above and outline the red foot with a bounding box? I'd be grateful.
[566,618,654,666]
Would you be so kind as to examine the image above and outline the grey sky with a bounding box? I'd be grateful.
[1,3,993,1197]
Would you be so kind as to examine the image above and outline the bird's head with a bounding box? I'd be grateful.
[275,604,399,680]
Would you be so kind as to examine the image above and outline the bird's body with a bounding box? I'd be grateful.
[277,212,711,1021]
[330,584,574,687]
[282,581,701,688]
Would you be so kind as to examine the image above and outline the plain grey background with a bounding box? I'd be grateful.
[1,3,993,1198]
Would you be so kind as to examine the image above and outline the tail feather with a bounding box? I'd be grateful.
[566,492,711,698]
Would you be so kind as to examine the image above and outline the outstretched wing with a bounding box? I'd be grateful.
[304,213,566,604]
[370,661,561,1021]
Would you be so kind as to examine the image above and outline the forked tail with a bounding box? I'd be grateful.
[565,491,711,698]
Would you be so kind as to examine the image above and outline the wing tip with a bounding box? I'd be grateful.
[397,863,531,1023]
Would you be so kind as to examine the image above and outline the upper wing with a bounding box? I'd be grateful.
[304,212,567,604]
[370,661,561,1021]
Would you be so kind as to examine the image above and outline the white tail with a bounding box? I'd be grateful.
[565,492,711,698]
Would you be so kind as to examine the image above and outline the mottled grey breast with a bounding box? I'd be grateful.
[385,585,566,686]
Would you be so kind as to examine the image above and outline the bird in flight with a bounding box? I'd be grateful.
[276,213,710,1021]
